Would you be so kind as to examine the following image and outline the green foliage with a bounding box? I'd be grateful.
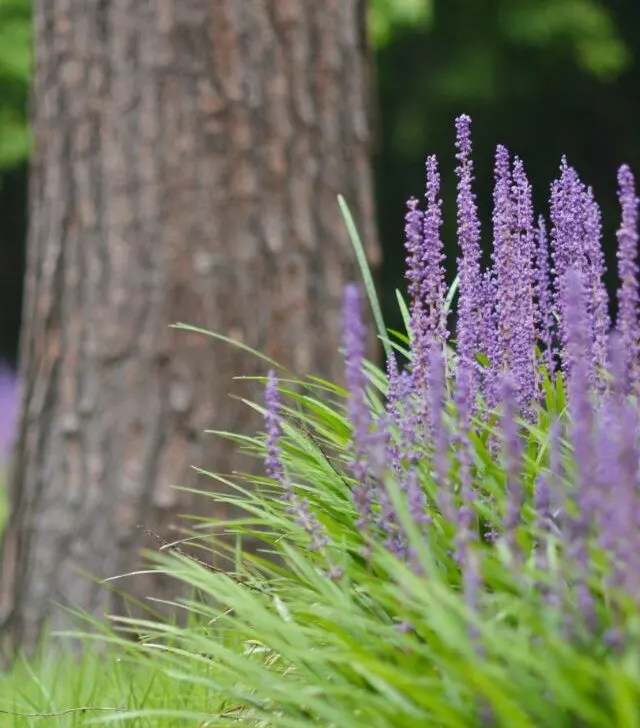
[370,0,432,48]
[502,0,630,79]
[38,234,637,726]
[0,0,31,169]
[0,644,228,727]
[52,356,640,726]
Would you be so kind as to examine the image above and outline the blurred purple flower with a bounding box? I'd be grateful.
[536,421,565,611]
[562,269,597,628]
[264,369,286,486]
[500,375,523,560]
[264,369,329,554]
[480,268,499,408]
[582,185,610,386]
[534,216,555,377]
[429,344,454,523]
[615,164,639,391]
[0,363,18,461]
[453,363,480,608]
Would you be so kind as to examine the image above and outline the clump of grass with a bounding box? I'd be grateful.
[39,116,640,725]
[0,643,225,727]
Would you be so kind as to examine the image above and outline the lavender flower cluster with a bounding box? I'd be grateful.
[264,116,640,632]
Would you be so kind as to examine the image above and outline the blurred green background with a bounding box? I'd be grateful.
[1,0,640,363]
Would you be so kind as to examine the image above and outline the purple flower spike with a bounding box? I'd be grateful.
[550,159,584,283]
[404,196,430,404]
[562,269,598,628]
[343,283,375,530]
[582,186,610,385]
[455,115,483,399]
[429,345,454,523]
[265,369,286,486]
[538,421,565,611]
[597,390,640,602]
[423,155,448,348]
[533,473,551,566]
[405,156,448,414]
[550,159,588,374]
[491,148,533,408]
[264,370,330,554]
[550,159,610,385]
[405,197,425,307]
[500,375,523,560]
[480,268,499,408]
[0,364,18,461]
[615,165,640,391]
[534,216,555,377]
[486,145,514,404]
[511,157,538,411]
[453,363,480,609]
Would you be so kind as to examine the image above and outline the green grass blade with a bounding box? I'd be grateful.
[338,194,391,360]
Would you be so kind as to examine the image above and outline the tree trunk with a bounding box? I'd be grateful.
[0,0,379,656]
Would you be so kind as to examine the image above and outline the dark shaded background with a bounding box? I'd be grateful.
[1,0,640,364]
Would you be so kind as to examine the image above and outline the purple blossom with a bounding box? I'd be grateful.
[385,363,429,529]
[488,149,536,413]
[533,472,551,568]
[422,155,448,348]
[536,421,564,610]
[0,364,18,461]
[500,376,523,560]
[582,186,610,385]
[534,216,555,377]
[480,268,499,408]
[615,164,639,391]
[453,363,480,609]
[511,157,538,410]
[384,353,402,473]
[550,159,584,283]
[372,413,407,559]
[597,385,640,602]
[343,283,375,530]
[454,115,484,400]
[405,156,448,413]
[550,159,588,375]
[264,370,330,554]
[562,269,597,627]
[490,145,516,377]
[404,197,430,406]
[550,159,610,385]
[429,344,454,523]
[404,197,425,307]
[264,369,286,485]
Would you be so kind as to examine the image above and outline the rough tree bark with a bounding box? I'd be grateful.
[0,0,380,656]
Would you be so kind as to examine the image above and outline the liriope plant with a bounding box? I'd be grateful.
[64,115,640,728]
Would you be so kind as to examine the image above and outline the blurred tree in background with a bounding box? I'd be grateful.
[1,0,640,356]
